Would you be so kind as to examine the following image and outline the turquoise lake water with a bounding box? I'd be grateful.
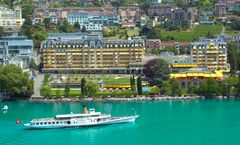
[1,100,240,145]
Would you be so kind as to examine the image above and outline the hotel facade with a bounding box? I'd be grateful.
[41,33,145,74]
[191,38,229,72]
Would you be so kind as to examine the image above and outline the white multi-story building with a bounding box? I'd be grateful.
[0,35,33,69]
[150,0,162,4]
[0,5,24,31]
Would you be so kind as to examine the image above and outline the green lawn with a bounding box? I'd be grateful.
[104,29,139,40]
[96,77,130,84]
[162,25,223,42]
[67,76,131,84]
[225,29,240,35]
[51,89,81,97]
[50,89,137,97]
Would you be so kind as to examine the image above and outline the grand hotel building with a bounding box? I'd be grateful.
[191,38,229,72]
[41,33,145,73]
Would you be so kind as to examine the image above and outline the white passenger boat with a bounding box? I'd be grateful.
[24,107,139,129]
[2,105,8,111]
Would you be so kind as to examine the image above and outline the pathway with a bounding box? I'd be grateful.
[31,74,44,98]
[221,26,225,34]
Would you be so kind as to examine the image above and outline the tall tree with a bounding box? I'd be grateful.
[143,59,171,86]
[81,77,86,97]
[21,0,35,19]
[20,17,33,38]
[85,81,99,98]
[150,86,160,95]
[147,28,162,39]
[227,42,239,73]
[40,84,51,97]
[43,18,51,30]
[174,0,185,7]
[74,21,80,30]
[169,79,180,96]
[132,74,136,91]
[206,30,214,39]
[58,19,74,33]
[198,78,221,98]
[0,26,5,37]
[237,74,240,97]
[0,0,14,7]
[81,25,87,33]
[0,64,33,98]
[220,77,238,97]
[64,78,70,98]
[161,81,172,96]
[137,76,143,95]
[130,76,133,91]
[187,85,197,96]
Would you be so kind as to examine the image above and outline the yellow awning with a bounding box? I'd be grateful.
[210,74,216,77]
[187,73,193,77]
[205,74,210,77]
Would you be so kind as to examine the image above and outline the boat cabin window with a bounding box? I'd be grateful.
[56,122,59,124]
[40,123,43,125]
[44,122,47,125]
[36,123,39,125]
[52,122,55,124]
[67,121,71,124]
[48,122,51,124]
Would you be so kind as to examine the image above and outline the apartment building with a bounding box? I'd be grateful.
[145,39,161,51]
[33,6,117,25]
[169,8,197,27]
[0,5,24,32]
[215,1,227,20]
[118,7,141,23]
[67,11,119,31]
[147,5,172,18]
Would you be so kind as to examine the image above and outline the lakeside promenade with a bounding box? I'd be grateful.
[29,96,202,103]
